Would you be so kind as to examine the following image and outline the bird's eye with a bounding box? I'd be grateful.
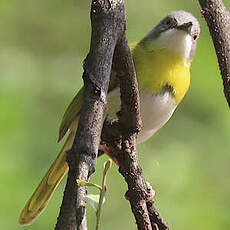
[193,34,198,41]
[165,19,171,26]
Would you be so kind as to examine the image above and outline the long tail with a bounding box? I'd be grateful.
[19,121,78,225]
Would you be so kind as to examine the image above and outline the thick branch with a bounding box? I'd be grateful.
[198,0,230,106]
[55,1,125,229]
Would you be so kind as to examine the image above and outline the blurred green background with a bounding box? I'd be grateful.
[1,0,230,229]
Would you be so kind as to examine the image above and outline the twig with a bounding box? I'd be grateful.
[96,160,112,230]
[55,1,125,229]
[198,0,230,106]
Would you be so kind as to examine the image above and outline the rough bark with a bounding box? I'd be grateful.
[55,0,169,230]
[55,1,124,229]
[101,35,168,230]
[198,0,230,106]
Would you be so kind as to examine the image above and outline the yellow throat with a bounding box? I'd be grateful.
[131,42,191,105]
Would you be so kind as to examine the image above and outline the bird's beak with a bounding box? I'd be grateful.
[177,22,193,33]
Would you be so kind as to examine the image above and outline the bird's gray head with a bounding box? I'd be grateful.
[141,11,200,61]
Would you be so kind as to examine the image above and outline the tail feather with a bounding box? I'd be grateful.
[19,120,78,226]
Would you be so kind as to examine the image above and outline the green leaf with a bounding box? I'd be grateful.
[86,194,105,211]
[76,179,102,190]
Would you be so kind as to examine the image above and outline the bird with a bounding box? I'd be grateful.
[19,10,200,225]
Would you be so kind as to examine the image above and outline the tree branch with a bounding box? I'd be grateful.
[55,1,125,229]
[55,1,169,229]
[198,0,230,106]
[102,35,168,230]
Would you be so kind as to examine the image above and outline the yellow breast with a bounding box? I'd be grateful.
[131,43,191,105]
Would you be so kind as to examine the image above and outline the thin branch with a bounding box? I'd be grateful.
[96,159,112,230]
[102,35,168,230]
[146,201,169,230]
[55,1,125,229]
[198,0,230,106]
[113,35,151,230]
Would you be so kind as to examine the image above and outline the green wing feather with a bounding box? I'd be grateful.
[58,42,138,142]
[58,88,83,142]
[58,71,119,142]
[19,70,120,225]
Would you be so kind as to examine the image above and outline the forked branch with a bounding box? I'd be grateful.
[55,0,169,229]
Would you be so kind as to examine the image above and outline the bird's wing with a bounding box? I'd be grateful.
[58,41,138,142]
[58,88,83,142]
[19,71,120,225]
[58,72,119,142]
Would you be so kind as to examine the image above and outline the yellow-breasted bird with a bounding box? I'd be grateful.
[19,11,200,225]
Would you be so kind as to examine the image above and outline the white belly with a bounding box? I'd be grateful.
[107,88,176,143]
